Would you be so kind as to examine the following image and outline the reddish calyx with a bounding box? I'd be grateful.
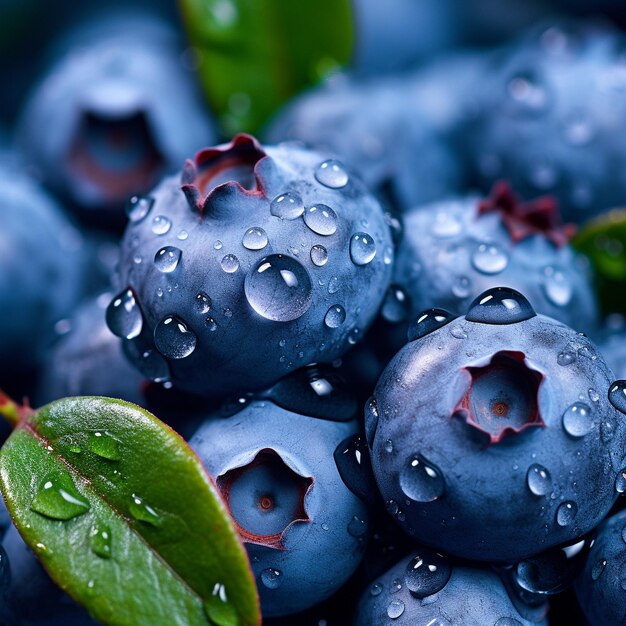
[453,351,545,444]
[478,181,575,247]
[180,133,267,216]
[217,449,312,550]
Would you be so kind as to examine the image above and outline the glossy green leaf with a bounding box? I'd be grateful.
[180,0,354,135]
[572,209,626,315]
[0,396,260,626]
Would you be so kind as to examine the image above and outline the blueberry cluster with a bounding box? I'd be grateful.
[5,1,626,625]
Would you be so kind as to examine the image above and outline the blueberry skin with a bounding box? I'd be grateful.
[0,166,84,370]
[354,551,548,625]
[16,10,215,214]
[2,524,98,626]
[37,293,145,407]
[466,22,626,222]
[574,509,626,625]
[114,135,393,398]
[190,401,369,617]
[370,304,625,563]
[394,194,597,334]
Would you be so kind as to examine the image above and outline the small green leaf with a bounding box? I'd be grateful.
[180,0,354,134]
[0,396,260,626]
[572,209,626,314]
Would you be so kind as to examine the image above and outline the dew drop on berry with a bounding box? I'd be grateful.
[137,349,170,383]
[347,515,368,538]
[220,254,239,273]
[386,600,405,619]
[400,455,445,502]
[315,159,349,188]
[350,232,376,265]
[407,308,456,341]
[616,469,626,494]
[154,246,182,273]
[106,288,143,340]
[260,568,283,589]
[542,266,572,307]
[214,240,223,250]
[365,396,379,447]
[556,501,578,527]
[465,287,536,324]
[471,243,509,275]
[194,292,212,314]
[557,350,576,366]
[270,192,305,220]
[154,316,197,359]
[370,583,383,596]
[242,227,268,250]
[591,559,607,581]
[381,286,410,323]
[431,211,462,237]
[609,381,626,414]
[526,464,552,496]
[244,254,313,322]
[303,204,338,236]
[334,435,375,504]
[328,276,340,294]
[310,244,328,266]
[562,402,593,437]
[324,305,346,328]
[126,195,153,223]
[451,275,472,299]
[405,549,451,598]
[151,215,172,235]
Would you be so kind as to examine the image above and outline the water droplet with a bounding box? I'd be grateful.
[451,275,471,298]
[205,317,218,331]
[129,494,162,526]
[324,305,346,328]
[244,254,313,322]
[471,243,509,275]
[154,315,197,359]
[370,582,383,596]
[303,204,338,236]
[384,245,394,265]
[562,402,593,437]
[260,568,282,589]
[310,245,328,267]
[365,396,379,447]
[407,308,456,341]
[381,286,410,323]
[347,515,368,538]
[557,350,576,366]
[270,192,305,219]
[556,501,578,527]
[350,232,376,266]
[602,418,617,443]
[137,349,170,382]
[432,211,462,237]
[616,469,626,494]
[31,473,90,520]
[334,435,375,504]
[591,559,607,581]
[88,431,121,461]
[204,584,237,626]
[242,227,268,250]
[609,381,626,414]
[465,287,536,325]
[177,230,189,241]
[90,522,112,559]
[542,267,573,307]
[386,599,405,619]
[589,388,600,402]
[106,288,143,340]
[214,240,223,250]
[390,579,402,593]
[126,195,153,223]
[384,439,394,453]
[154,246,182,273]
[450,325,468,339]
[151,215,172,235]
[526,464,552,496]
[220,254,239,273]
[315,159,349,188]
[328,276,340,294]
[195,292,212,314]
[405,550,451,598]
[400,455,445,502]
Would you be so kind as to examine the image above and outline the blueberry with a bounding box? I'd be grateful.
[112,134,393,398]
[0,164,84,373]
[16,9,215,219]
[370,287,624,562]
[574,509,626,625]
[393,184,597,339]
[189,370,370,617]
[354,550,548,625]
[36,293,146,406]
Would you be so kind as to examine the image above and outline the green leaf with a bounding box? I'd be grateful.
[0,396,260,626]
[180,0,354,135]
[572,209,626,315]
